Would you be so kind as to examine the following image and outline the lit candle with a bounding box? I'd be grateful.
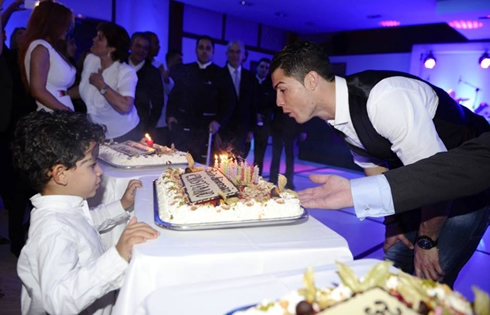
[144,133,154,147]
[214,155,218,169]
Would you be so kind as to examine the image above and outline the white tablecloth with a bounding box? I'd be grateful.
[88,161,165,247]
[137,259,384,315]
[112,176,353,315]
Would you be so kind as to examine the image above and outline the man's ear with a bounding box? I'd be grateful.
[304,71,319,91]
[50,164,69,186]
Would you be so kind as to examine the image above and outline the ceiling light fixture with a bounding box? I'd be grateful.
[379,20,400,27]
[479,51,490,69]
[424,52,436,69]
[448,20,483,29]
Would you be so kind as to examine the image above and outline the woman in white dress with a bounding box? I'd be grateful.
[19,1,76,112]
[75,23,140,141]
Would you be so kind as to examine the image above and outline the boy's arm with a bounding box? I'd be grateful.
[38,228,127,314]
[90,201,130,233]
[90,179,142,232]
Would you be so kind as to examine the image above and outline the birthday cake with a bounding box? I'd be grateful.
[234,261,489,315]
[155,157,303,225]
[99,139,187,167]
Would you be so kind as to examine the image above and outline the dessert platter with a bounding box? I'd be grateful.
[98,136,187,169]
[229,261,490,315]
[153,154,307,230]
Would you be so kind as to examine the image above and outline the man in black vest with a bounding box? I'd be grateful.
[270,41,490,287]
[128,32,164,134]
[167,35,235,164]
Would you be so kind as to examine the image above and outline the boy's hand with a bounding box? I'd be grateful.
[121,179,142,210]
[116,217,159,262]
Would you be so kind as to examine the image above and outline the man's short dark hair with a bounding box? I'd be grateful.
[258,58,270,64]
[196,35,214,48]
[131,32,151,45]
[270,41,334,84]
[12,111,106,193]
[166,49,182,64]
[144,31,157,40]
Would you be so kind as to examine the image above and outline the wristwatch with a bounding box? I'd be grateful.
[414,235,438,250]
[99,84,109,95]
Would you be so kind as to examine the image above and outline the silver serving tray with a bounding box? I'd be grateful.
[153,180,309,231]
[98,156,187,170]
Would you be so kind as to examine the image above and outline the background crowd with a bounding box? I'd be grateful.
[0,0,305,257]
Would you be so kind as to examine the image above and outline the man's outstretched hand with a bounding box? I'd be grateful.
[297,174,353,210]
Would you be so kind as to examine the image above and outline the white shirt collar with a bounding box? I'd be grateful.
[328,76,350,126]
[151,59,163,69]
[31,194,85,210]
[227,63,241,75]
[256,74,266,84]
[129,58,145,72]
[198,61,213,69]
[30,194,94,225]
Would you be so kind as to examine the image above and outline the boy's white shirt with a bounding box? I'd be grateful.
[18,194,129,315]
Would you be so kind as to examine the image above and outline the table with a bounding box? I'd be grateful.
[135,259,385,315]
[88,161,166,247]
[112,176,353,315]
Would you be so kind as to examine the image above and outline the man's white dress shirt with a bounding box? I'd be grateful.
[18,194,129,315]
[328,76,447,219]
[227,63,241,98]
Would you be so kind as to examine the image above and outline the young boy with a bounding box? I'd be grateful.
[12,110,160,315]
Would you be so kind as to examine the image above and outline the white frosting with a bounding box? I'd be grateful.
[156,167,303,225]
[99,144,187,166]
[327,284,352,302]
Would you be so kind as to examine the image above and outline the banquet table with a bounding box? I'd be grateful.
[112,175,354,315]
[135,259,385,315]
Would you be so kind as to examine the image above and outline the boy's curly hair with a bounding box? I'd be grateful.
[12,111,106,193]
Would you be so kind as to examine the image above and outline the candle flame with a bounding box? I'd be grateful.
[145,133,152,141]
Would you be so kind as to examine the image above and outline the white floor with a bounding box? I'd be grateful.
[250,143,490,301]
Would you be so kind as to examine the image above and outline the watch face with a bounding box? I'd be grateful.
[417,237,435,249]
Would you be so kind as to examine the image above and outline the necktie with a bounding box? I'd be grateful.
[234,69,240,99]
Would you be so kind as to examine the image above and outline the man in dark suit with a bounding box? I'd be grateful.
[218,40,257,158]
[166,35,235,164]
[129,32,164,133]
[253,58,276,175]
[270,41,489,287]
[300,131,490,213]
[269,105,305,190]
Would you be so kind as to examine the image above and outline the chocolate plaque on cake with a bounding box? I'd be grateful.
[180,168,239,204]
